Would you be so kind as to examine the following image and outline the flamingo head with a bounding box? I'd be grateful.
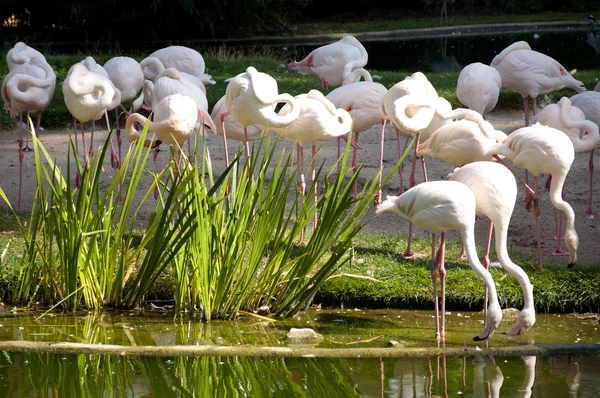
[565,228,578,267]
[473,300,502,342]
[502,307,536,336]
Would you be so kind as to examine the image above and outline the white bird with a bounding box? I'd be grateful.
[381,72,470,258]
[125,93,198,149]
[1,55,56,210]
[417,111,507,167]
[62,58,121,175]
[6,42,43,71]
[533,97,599,255]
[220,66,299,165]
[273,90,352,229]
[325,79,387,195]
[288,35,368,90]
[489,124,578,269]
[448,161,535,336]
[491,41,585,126]
[142,45,215,87]
[456,62,502,116]
[568,91,600,217]
[376,180,503,342]
[103,56,145,163]
[210,95,264,144]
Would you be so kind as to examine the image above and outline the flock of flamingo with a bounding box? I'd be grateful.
[3,30,600,342]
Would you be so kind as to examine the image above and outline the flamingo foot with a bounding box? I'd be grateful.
[402,249,424,260]
[374,192,382,205]
[524,193,536,211]
[586,210,600,219]
[552,249,570,256]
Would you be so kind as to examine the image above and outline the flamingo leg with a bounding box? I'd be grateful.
[523,96,530,127]
[377,118,386,204]
[395,127,405,195]
[437,231,447,339]
[115,109,123,166]
[219,111,230,169]
[89,121,95,159]
[402,132,424,259]
[104,111,119,169]
[430,233,440,341]
[337,136,341,174]
[408,133,421,189]
[17,112,24,211]
[352,132,360,197]
[35,110,42,138]
[586,149,598,218]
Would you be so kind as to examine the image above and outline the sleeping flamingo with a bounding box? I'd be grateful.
[1,55,56,210]
[456,62,502,116]
[376,180,503,341]
[288,35,368,90]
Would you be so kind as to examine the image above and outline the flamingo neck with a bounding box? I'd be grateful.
[461,228,499,306]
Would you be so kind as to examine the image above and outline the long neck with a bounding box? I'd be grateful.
[342,39,369,81]
[125,113,152,144]
[461,228,499,306]
[264,93,300,128]
[559,100,600,152]
[549,170,575,232]
[493,219,534,311]
[342,68,373,85]
[388,95,436,134]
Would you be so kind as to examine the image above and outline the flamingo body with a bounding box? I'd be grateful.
[103,56,144,106]
[448,161,535,335]
[456,62,502,116]
[288,35,368,89]
[376,180,503,341]
[143,46,214,86]
[2,56,56,116]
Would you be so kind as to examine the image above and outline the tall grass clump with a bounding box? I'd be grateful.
[1,118,402,317]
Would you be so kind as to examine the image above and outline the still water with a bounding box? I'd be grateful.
[0,308,598,395]
[282,29,597,73]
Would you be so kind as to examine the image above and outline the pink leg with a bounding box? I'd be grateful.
[17,112,24,211]
[377,119,386,203]
[105,111,119,169]
[115,109,123,166]
[421,155,428,183]
[35,111,42,138]
[409,133,421,189]
[430,233,440,341]
[89,121,95,159]
[523,96,530,127]
[587,149,598,218]
[297,144,305,197]
[437,232,447,339]
[337,136,341,174]
[243,126,250,160]
[395,127,405,195]
[533,176,542,270]
[153,147,160,200]
[219,112,230,168]
[352,132,360,197]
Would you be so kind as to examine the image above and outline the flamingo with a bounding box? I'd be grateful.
[6,42,43,71]
[64,57,122,162]
[490,41,585,127]
[288,35,368,90]
[103,56,145,163]
[273,90,352,229]
[62,59,121,183]
[325,79,387,195]
[448,161,535,336]
[220,66,299,165]
[456,62,502,116]
[532,97,599,254]
[125,93,198,151]
[376,180,503,341]
[142,45,215,87]
[489,124,578,269]
[381,72,470,258]
[568,91,600,217]
[210,95,265,152]
[1,55,56,210]
[417,111,507,167]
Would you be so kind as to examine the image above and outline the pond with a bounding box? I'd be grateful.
[278,28,596,73]
[0,308,598,395]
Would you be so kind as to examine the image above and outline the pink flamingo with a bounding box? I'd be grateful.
[376,180,503,341]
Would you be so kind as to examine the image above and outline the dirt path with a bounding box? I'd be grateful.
[0,109,598,266]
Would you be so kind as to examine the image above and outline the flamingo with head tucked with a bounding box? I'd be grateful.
[288,35,368,90]
[376,180,503,342]
[456,62,502,116]
[6,42,44,71]
[2,55,56,210]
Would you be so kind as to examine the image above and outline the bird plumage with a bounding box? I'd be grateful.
[288,35,368,90]
[456,62,502,116]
